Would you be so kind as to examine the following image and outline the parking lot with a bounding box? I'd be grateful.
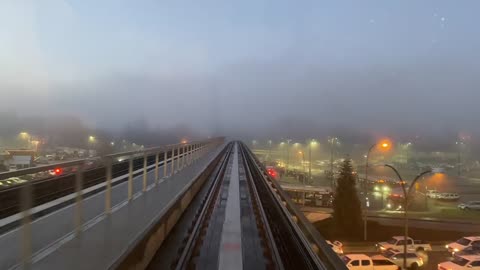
[342,243,451,270]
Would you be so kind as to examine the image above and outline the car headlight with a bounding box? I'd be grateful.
[454,248,459,252]
[446,245,449,249]
[380,246,386,250]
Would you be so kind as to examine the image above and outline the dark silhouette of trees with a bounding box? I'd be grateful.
[332,158,363,238]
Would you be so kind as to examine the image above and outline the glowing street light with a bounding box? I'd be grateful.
[88,136,96,143]
[110,141,115,146]
[19,132,30,139]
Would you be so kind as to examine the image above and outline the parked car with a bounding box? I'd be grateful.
[458,202,480,211]
[342,254,400,270]
[427,190,441,199]
[377,250,424,269]
[326,240,344,254]
[446,237,480,254]
[376,236,432,252]
[454,244,480,258]
[438,255,480,269]
[438,193,460,201]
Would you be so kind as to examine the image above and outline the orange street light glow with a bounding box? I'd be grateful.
[377,139,392,151]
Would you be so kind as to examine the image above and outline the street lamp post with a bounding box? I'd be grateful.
[88,136,96,156]
[308,139,317,182]
[286,139,292,174]
[298,151,306,177]
[364,141,390,241]
[19,132,31,148]
[329,137,339,189]
[384,164,438,270]
[456,141,464,176]
[405,142,412,166]
[268,140,272,163]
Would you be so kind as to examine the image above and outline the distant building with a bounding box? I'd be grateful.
[5,150,35,170]
[0,151,11,172]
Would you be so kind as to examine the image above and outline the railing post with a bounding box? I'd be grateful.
[188,145,192,165]
[182,145,186,169]
[155,152,159,185]
[171,146,176,175]
[74,164,84,236]
[192,144,196,162]
[105,158,112,214]
[20,181,32,269]
[143,152,147,192]
[195,143,199,161]
[163,150,168,178]
[128,155,133,201]
[179,146,183,170]
[177,146,181,171]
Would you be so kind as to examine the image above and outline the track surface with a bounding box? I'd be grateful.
[156,142,345,270]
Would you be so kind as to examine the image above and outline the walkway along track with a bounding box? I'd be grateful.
[0,149,179,219]
[0,137,223,224]
[167,142,347,270]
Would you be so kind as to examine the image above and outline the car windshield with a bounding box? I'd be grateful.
[457,238,472,246]
[392,253,416,259]
[452,257,470,266]
[383,250,396,258]
[386,238,397,244]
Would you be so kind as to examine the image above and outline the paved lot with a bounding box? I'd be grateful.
[342,243,452,270]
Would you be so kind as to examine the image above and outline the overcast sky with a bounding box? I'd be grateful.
[1,0,479,140]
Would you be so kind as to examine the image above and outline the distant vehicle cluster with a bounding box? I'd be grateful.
[427,190,461,201]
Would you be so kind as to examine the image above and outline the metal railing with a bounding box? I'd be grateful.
[0,137,224,269]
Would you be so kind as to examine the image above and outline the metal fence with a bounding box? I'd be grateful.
[0,137,224,268]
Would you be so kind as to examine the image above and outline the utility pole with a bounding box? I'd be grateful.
[329,137,337,189]
[308,143,312,181]
[286,139,291,174]
[268,140,272,164]
[456,141,464,176]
